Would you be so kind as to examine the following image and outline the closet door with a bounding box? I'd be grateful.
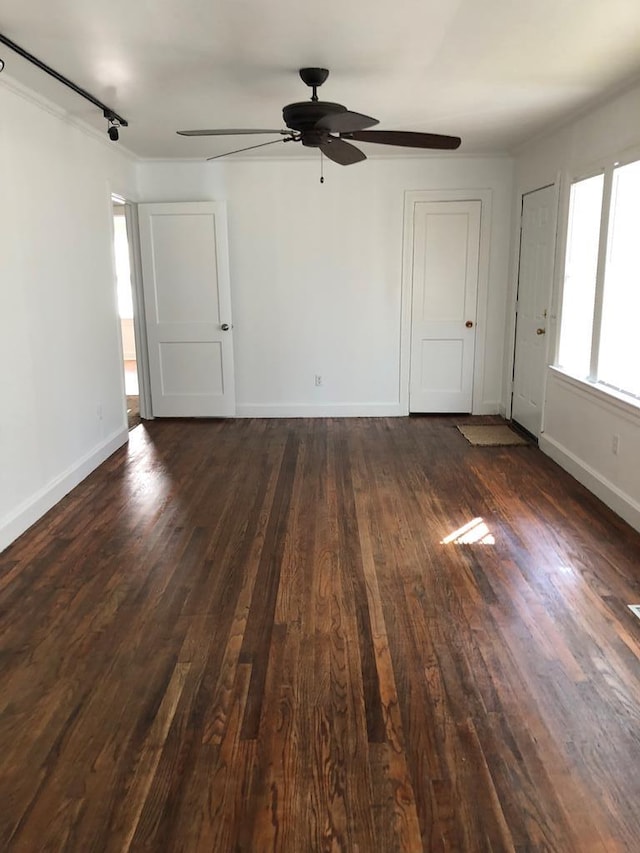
[139,202,235,417]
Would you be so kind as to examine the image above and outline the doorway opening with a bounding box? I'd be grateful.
[112,200,140,429]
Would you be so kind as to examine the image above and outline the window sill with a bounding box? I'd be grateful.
[549,366,640,421]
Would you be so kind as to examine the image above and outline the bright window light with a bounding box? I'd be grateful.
[598,160,640,398]
[558,174,604,376]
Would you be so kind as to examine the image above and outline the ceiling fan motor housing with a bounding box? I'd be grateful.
[283,101,346,145]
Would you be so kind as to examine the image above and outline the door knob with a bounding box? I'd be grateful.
[221,323,230,331]
[465,321,473,328]
[536,327,546,335]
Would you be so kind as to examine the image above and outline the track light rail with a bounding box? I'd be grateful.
[0,32,128,129]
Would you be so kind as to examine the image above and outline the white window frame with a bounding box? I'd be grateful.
[554,145,640,410]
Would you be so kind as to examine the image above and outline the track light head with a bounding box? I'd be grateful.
[104,111,121,142]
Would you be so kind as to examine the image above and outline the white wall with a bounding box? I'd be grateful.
[510,80,640,532]
[0,79,137,551]
[137,155,513,417]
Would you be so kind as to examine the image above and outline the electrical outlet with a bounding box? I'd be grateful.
[314,374,322,387]
[612,434,620,455]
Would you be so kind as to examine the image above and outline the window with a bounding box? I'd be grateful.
[558,174,603,376]
[558,157,640,401]
[598,161,640,398]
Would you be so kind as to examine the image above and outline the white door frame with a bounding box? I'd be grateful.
[401,189,493,415]
[505,178,561,431]
[124,202,153,420]
[108,190,153,425]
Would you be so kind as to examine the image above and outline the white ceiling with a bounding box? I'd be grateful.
[3,0,640,160]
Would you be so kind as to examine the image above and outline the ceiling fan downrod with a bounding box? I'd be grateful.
[299,67,329,102]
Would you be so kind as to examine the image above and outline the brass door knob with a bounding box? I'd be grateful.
[536,328,546,335]
[465,321,473,328]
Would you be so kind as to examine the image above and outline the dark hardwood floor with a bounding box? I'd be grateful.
[1,416,640,851]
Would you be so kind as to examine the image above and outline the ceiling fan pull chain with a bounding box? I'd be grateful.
[320,150,324,184]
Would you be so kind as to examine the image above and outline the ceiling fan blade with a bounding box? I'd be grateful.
[316,111,379,133]
[320,138,366,166]
[177,128,289,137]
[206,138,291,161]
[346,130,461,150]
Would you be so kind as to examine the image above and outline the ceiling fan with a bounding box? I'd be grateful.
[177,68,461,165]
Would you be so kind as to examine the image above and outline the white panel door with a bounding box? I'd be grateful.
[138,202,235,417]
[409,200,481,412]
[512,185,556,436]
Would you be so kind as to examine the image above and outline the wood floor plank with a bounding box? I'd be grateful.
[239,432,299,740]
[1,416,640,851]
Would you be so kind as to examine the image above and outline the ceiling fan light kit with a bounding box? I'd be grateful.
[177,67,461,173]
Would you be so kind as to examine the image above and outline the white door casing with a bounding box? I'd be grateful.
[512,185,557,436]
[123,202,153,421]
[408,200,481,412]
[138,202,235,417]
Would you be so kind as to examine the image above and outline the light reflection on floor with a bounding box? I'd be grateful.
[441,517,495,545]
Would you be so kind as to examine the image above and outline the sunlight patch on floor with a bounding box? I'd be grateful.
[441,517,495,545]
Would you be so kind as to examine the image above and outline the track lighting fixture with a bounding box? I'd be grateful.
[105,111,121,142]
[0,32,128,134]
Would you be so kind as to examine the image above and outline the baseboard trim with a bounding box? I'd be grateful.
[235,403,405,418]
[0,428,129,553]
[539,434,640,534]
